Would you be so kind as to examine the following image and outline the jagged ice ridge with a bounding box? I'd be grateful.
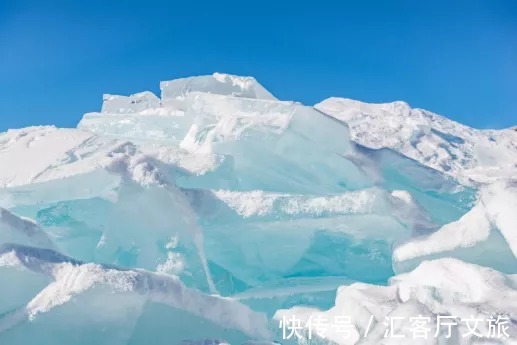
[0,73,516,345]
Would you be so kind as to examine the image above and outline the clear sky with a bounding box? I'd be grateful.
[0,0,516,131]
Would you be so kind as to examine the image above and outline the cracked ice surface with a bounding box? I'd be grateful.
[0,73,516,344]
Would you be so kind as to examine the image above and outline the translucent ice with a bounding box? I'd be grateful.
[0,244,270,344]
[0,73,515,344]
[394,180,517,274]
[161,73,277,107]
[102,91,161,114]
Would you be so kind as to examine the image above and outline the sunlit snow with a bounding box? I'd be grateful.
[0,73,516,345]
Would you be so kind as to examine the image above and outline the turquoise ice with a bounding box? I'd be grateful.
[1,74,514,345]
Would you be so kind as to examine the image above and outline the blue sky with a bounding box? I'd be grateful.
[0,0,515,131]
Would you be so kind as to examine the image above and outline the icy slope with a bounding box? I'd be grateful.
[0,207,55,250]
[316,98,517,184]
[0,243,270,344]
[0,72,516,344]
[394,179,517,275]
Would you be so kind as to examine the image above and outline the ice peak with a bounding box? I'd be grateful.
[95,73,276,116]
[211,72,259,89]
[101,91,161,114]
[160,73,277,103]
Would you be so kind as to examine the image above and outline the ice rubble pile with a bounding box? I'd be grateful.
[0,73,516,345]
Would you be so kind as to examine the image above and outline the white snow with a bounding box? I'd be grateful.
[390,190,413,204]
[156,251,185,275]
[275,258,517,345]
[0,244,271,339]
[0,126,221,189]
[0,126,107,188]
[316,97,517,184]
[102,91,161,114]
[213,189,382,218]
[393,180,517,271]
[482,180,517,257]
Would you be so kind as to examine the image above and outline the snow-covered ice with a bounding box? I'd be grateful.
[316,97,517,184]
[394,180,517,275]
[0,73,516,344]
[275,258,517,345]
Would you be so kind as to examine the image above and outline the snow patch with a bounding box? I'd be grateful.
[275,258,517,345]
[316,97,517,184]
